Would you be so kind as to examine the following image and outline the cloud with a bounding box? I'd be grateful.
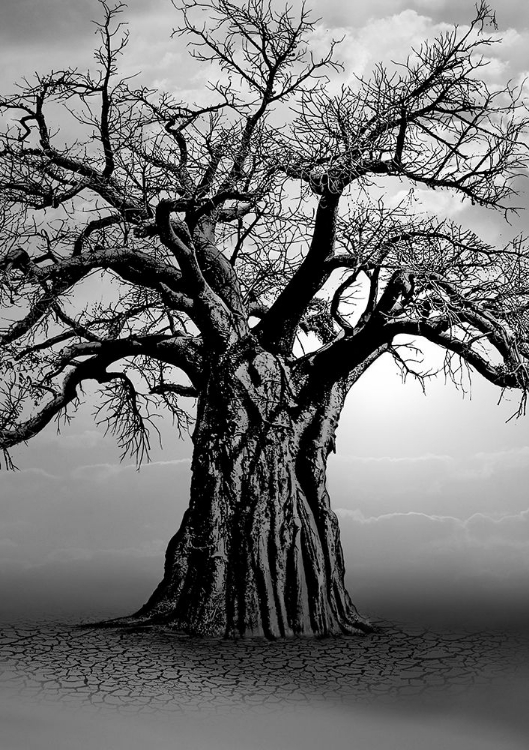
[390,188,468,218]
[39,430,105,451]
[71,462,128,482]
[335,505,529,625]
[336,506,529,584]
[0,0,180,97]
[70,457,191,482]
[0,538,18,551]
[413,0,445,8]
[453,446,529,479]
[0,0,93,46]
[1,504,527,625]
[413,0,529,30]
[0,467,60,507]
[307,9,452,88]
[343,453,454,464]
[329,445,529,517]
[2,467,57,482]
[0,457,192,573]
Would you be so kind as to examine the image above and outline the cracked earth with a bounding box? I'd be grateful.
[1,617,528,748]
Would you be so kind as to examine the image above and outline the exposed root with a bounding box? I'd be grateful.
[77,609,377,639]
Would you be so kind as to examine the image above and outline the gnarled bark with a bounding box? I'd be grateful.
[106,338,370,638]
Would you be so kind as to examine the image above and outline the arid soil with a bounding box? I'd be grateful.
[1,617,528,749]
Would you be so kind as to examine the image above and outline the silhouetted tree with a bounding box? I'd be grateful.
[1,1,528,637]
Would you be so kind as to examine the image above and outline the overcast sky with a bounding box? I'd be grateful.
[1,0,529,626]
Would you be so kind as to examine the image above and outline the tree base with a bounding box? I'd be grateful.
[80,610,376,638]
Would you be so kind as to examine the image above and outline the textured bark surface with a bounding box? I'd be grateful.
[107,339,371,638]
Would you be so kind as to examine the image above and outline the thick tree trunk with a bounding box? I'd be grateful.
[117,341,371,638]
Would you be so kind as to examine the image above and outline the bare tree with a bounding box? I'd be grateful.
[1,0,528,637]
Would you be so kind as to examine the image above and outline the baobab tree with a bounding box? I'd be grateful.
[1,0,528,638]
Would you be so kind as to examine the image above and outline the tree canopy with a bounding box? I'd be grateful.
[1,0,529,469]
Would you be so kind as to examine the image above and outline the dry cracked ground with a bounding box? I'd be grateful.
[1,615,528,749]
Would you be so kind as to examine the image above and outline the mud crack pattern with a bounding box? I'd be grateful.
[1,618,527,717]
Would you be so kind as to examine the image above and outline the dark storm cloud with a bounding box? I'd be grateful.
[0,0,94,45]
[0,1,104,92]
[0,0,178,91]
[0,0,171,47]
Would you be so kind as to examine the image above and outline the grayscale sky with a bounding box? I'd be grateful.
[1,0,528,626]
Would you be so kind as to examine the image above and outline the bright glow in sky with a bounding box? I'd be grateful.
[1,0,529,625]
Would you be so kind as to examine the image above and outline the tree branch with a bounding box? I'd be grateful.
[156,200,245,347]
[256,191,341,353]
